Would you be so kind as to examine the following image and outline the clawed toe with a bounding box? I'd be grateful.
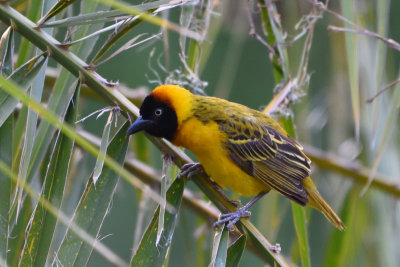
[213,192,267,229]
[219,210,250,219]
[178,163,205,180]
[214,208,251,229]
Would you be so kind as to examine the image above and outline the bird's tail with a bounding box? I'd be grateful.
[303,177,346,231]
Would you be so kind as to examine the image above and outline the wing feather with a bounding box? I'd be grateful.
[220,115,311,205]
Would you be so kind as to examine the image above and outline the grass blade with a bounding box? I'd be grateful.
[0,52,46,104]
[6,192,32,267]
[0,53,47,127]
[90,0,196,64]
[323,187,359,267]
[92,110,113,185]
[90,14,154,64]
[131,178,185,267]
[14,0,44,68]
[279,115,311,267]
[0,26,14,76]
[209,225,228,267]
[371,0,390,142]
[40,0,174,28]
[56,121,129,266]
[364,76,400,193]
[18,83,79,266]
[24,0,107,205]
[91,0,202,43]
[0,116,12,265]
[259,0,288,82]
[177,0,213,93]
[226,235,247,267]
[156,159,172,246]
[291,204,310,267]
[15,54,49,221]
[341,0,360,141]
[38,0,80,25]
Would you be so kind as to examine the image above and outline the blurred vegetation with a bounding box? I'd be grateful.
[0,0,399,266]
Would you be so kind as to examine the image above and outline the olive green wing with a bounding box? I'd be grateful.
[218,115,311,205]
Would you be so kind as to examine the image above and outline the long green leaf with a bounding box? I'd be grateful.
[92,110,113,185]
[371,0,389,142]
[90,13,154,64]
[178,0,213,92]
[40,0,174,28]
[156,160,170,246]
[0,116,12,265]
[323,187,359,267]
[364,77,400,193]
[15,55,49,221]
[291,203,310,267]
[209,225,229,267]
[14,0,44,68]
[10,105,27,214]
[92,0,201,63]
[18,83,79,266]
[279,115,310,267]
[0,52,46,105]
[56,121,129,266]
[226,235,247,267]
[341,0,360,141]
[23,1,107,212]
[6,193,32,267]
[0,53,47,127]
[0,26,14,76]
[17,0,57,223]
[38,0,80,25]
[259,0,287,82]
[91,0,202,43]
[131,178,185,267]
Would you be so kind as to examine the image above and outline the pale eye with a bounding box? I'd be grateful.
[154,108,163,116]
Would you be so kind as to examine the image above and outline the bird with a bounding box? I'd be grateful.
[126,84,345,230]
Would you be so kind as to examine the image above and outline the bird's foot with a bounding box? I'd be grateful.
[213,192,267,229]
[178,163,205,180]
[214,206,251,229]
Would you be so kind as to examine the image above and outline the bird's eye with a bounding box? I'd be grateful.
[154,108,163,117]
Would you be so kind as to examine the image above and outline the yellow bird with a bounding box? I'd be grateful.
[127,85,345,230]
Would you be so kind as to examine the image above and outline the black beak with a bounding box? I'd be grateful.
[126,116,153,136]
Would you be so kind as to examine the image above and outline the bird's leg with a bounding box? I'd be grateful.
[214,191,268,229]
[178,162,206,180]
[210,180,241,208]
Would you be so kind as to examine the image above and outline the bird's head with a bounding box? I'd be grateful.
[126,85,193,140]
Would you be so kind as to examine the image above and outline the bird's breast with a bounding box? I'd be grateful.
[172,117,223,154]
[172,117,268,196]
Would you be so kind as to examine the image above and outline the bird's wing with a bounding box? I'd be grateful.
[218,114,311,205]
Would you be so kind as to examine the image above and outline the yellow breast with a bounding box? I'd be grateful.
[173,117,268,196]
